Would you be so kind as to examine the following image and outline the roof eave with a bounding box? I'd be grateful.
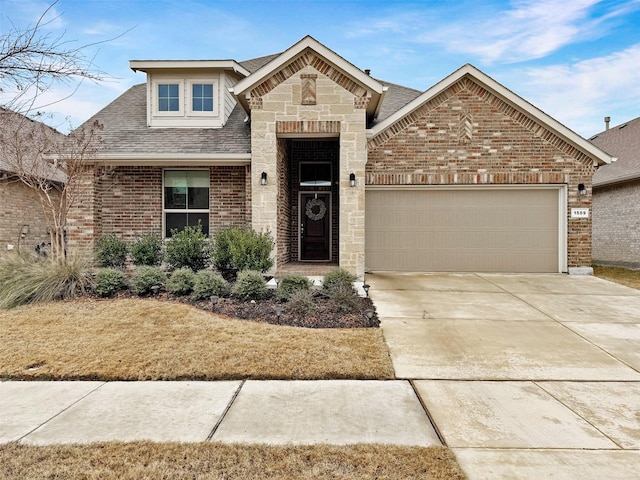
[86,152,251,166]
[130,60,250,77]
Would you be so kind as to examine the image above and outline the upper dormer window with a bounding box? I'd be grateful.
[159,83,180,111]
[192,83,213,112]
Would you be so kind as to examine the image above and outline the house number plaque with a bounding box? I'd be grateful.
[571,208,589,218]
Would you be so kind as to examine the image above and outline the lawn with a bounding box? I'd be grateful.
[0,298,394,380]
[594,265,640,290]
[0,298,468,479]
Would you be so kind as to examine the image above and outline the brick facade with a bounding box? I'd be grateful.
[367,77,596,269]
[0,179,59,253]
[67,165,250,251]
[593,180,640,268]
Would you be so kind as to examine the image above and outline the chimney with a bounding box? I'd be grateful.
[605,116,611,130]
[364,69,371,76]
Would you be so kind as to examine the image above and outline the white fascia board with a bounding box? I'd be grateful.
[130,60,250,77]
[88,152,251,166]
[368,64,615,166]
[231,35,385,97]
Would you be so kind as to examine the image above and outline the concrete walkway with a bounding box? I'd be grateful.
[368,273,640,480]
[2,273,640,479]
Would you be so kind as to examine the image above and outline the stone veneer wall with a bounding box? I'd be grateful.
[367,77,596,269]
[593,180,640,268]
[67,165,250,251]
[249,61,367,277]
[0,179,60,253]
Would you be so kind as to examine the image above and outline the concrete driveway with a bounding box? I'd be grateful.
[367,273,640,480]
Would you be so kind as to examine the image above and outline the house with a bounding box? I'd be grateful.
[590,116,640,268]
[0,108,65,254]
[67,36,614,277]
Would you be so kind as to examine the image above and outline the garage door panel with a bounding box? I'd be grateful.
[365,188,560,273]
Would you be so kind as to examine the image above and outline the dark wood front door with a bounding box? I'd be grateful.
[300,193,331,261]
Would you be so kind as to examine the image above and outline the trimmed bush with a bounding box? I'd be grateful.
[287,289,316,315]
[276,274,311,302]
[327,283,360,313]
[0,251,93,309]
[95,268,128,298]
[232,270,267,301]
[131,266,166,296]
[165,224,212,272]
[322,268,357,293]
[95,234,128,268]
[130,233,163,266]
[166,268,196,296]
[191,271,230,301]
[213,227,274,274]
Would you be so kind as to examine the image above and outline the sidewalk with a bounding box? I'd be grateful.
[0,379,441,446]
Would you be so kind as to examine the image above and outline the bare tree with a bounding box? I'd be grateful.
[0,0,107,115]
[0,108,102,259]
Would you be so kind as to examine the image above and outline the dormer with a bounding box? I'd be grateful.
[130,60,250,128]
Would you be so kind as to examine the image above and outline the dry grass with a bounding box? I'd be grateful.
[0,442,466,480]
[0,298,395,380]
[594,265,640,290]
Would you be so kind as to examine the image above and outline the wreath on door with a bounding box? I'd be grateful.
[305,197,327,221]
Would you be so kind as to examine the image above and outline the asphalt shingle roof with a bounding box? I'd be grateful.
[590,116,640,187]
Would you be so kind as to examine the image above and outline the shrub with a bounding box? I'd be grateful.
[130,233,163,266]
[232,270,267,301]
[166,268,196,296]
[191,271,230,300]
[287,289,316,315]
[327,283,360,313]
[95,233,128,268]
[213,227,274,274]
[131,266,166,295]
[95,268,128,297]
[0,251,93,309]
[165,224,212,272]
[322,268,357,293]
[276,274,311,302]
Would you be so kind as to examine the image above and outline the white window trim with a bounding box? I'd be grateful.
[162,169,210,238]
[153,79,184,117]
[187,79,219,117]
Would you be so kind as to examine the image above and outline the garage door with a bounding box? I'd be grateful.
[365,187,561,273]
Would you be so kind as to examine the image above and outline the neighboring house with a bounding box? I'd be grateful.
[67,36,614,277]
[590,116,640,268]
[0,108,65,254]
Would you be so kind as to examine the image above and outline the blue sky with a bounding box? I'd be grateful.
[1,0,639,136]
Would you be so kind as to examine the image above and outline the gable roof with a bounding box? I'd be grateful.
[368,64,615,167]
[231,35,386,121]
[590,117,640,187]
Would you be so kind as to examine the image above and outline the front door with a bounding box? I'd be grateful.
[300,193,331,261]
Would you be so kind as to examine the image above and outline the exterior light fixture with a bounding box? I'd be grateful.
[275,305,283,321]
[364,309,375,321]
[260,172,267,185]
[210,295,219,311]
[349,173,356,187]
[150,285,160,295]
[362,283,370,297]
[578,183,586,196]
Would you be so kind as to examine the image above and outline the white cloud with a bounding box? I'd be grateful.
[515,44,640,135]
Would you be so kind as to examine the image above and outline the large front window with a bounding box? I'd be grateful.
[163,170,209,237]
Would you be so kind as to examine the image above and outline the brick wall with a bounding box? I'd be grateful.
[593,180,640,267]
[0,179,59,253]
[67,165,250,251]
[367,76,596,268]
[276,138,291,266]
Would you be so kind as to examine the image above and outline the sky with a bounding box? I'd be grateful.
[1,0,639,137]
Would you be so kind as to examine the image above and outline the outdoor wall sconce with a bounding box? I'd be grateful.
[578,183,586,196]
[349,173,356,187]
[260,172,267,186]
[20,225,29,237]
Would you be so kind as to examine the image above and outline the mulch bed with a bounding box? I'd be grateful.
[101,289,379,329]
